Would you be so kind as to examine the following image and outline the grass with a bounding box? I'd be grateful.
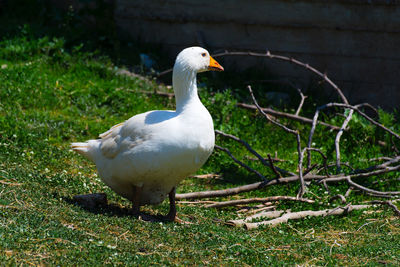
[0,32,399,265]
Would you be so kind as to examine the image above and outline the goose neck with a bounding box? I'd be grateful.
[173,66,199,112]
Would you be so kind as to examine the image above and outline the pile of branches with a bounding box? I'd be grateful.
[146,50,400,229]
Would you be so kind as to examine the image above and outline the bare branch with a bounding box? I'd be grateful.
[176,174,324,200]
[190,174,221,179]
[246,155,286,163]
[211,50,349,104]
[335,109,354,172]
[177,162,400,200]
[267,154,282,178]
[215,130,293,176]
[303,163,319,176]
[247,85,306,198]
[306,108,321,168]
[205,196,315,208]
[345,187,353,197]
[345,177,400,196]
[304,147,329,177]
[228,210,284,227]
[295,87,307,116]
[236,102,340,130]
[214,145,268,182]
[242,205,371,230]
[176,174,318,200]
[176,181,266,200]
[330,194,347,204]
[353,156,400,174]
[369,157,394,162]
[323,103,400,140]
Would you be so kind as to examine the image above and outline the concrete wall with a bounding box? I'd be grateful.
[115,0,400,109]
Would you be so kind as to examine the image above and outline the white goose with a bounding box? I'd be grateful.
[71,47,224,221]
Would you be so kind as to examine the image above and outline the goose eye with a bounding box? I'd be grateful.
[201,53,207,57]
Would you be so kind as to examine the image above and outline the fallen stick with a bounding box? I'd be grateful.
[205,196,314,208]
[228,210,285,227]
[190,174,221,179]
[176,174,323,200]
[176,200,217,205]
[176,181,267,200]
[242,205,371,230]
[177,162,400,200]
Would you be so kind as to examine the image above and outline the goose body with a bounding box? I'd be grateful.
[71,47,224,220]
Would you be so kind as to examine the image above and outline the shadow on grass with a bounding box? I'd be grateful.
[61,193,173,223]
[210,166,263,186]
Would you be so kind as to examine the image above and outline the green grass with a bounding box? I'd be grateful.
[1,34,399,266]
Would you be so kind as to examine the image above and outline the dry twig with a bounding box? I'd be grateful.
[323,103,400,140]
[190,174,221,179]
[241,205,371,230]
[267,154,282,178]
[205,196,314,208]
[216,130,293,176]
[236,102,339,130]
[228,210,285,227]
[214,145,268,181]
[335,109,354,172]
[294,87,307,116]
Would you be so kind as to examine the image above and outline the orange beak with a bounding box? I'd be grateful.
[208,56,224,71]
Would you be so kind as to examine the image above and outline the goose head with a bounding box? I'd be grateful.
[174,47,224,73]
[172,47,224,111]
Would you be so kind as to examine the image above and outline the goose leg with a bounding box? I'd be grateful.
[164,187,192,224]
[130,185,141,216]
[165,187,177,222]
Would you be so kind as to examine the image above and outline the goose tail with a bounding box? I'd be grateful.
[71,141,99,162]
